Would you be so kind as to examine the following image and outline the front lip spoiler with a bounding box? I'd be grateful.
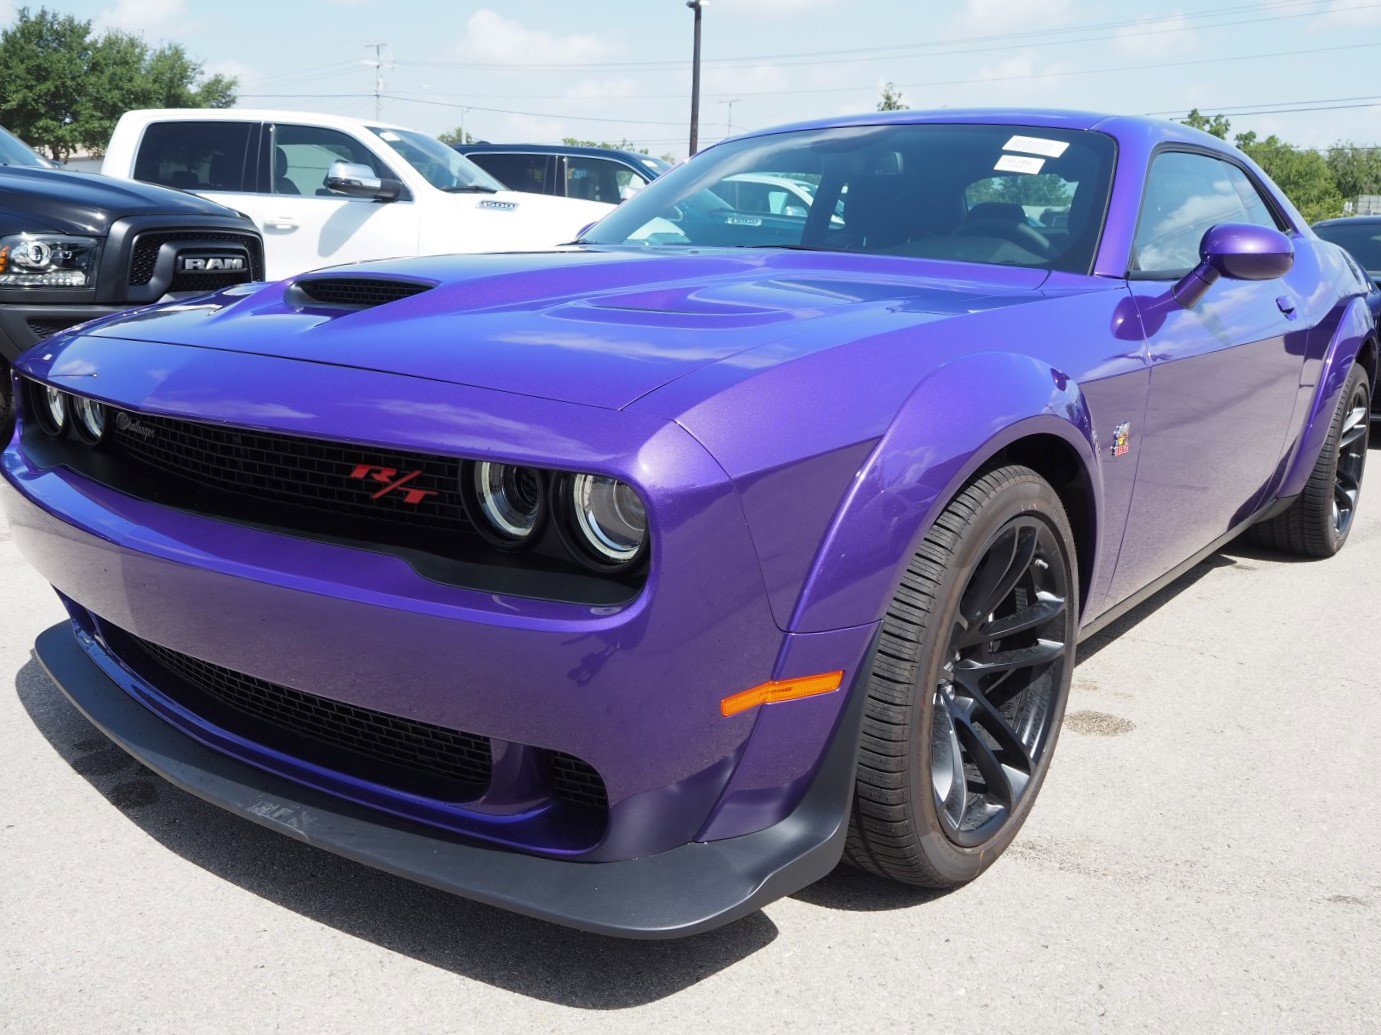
[34,621,868,939]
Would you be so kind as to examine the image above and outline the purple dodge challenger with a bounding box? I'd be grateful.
[3,110,1374,938]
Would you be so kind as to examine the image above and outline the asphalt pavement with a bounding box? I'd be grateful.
[2,461,1378,1033]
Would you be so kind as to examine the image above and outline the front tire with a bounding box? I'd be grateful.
[846,465,1078,888]
[1249,363,1370,558]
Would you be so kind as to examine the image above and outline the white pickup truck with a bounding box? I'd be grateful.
[102,109,614,280]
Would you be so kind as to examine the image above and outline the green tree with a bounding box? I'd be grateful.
[1181,107,1231,140]
[0,6,236,161]
[438,126,474,147]
[877,82,908,112]
[1233,131,1344,223]
[1325,143,1381,202]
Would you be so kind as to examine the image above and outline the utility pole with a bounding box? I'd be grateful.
[686,1,706,156]
[364,42,389,120]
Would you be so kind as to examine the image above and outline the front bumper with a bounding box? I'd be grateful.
[36,619,867,938]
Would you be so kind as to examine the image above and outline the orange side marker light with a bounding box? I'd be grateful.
[720,670,845,718]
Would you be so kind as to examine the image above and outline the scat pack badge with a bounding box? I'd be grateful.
[1111,422,1132,458]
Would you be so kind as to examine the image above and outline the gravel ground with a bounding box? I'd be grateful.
[2,474,1378,1034]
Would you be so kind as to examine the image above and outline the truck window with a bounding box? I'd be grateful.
[272,125,389,197]
[467,153,549,194]
[133,121,255,192]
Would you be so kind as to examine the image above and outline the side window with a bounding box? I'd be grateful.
[565,157,625,204]
[1132,151,1279,275]
[469,153,548,194]
[271,124,387,197]
[133,121,255,192]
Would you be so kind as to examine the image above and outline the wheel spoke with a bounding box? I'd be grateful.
[960,525,1036,622]
[966,685,1036,776]
[932,694,967,828]
[956,638,1065,677]
[952,717,1017,809]
[978,592,1066,641]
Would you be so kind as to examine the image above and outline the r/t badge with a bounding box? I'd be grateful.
[1111,423,1132,458]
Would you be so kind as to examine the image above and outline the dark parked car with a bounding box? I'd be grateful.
[1313,216,1381,418]
[0,124,263,434]
[7,110,1374,938]
[455,143,670,204]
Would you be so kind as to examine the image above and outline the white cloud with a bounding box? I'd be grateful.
[952,0,1076,34]
[714,0,837,13]
[0,2,15,26]
[94,0,187,36]
[1112,12,1191,57]
[455,9,625,67]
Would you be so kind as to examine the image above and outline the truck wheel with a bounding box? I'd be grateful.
[1249,363,1370,558]
[845,465,1077,888]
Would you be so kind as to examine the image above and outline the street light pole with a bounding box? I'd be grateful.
[687,1,706,156]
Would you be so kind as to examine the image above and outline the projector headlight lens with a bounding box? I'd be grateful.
[72,395,108,443]
[569,474,647,566]
[469,461,545,544]
[37,384,68,435]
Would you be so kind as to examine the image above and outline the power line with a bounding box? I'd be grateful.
[393,0,1375,71]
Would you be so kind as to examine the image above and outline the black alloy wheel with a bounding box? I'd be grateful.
[847,465,1078,888]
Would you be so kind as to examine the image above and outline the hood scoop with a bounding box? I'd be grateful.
[288,276,435,311]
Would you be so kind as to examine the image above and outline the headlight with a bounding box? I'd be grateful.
[72,395,109,444]
[0,234,102,288]
[34,384,69,436]
[465,460,546,546]
[568,473,648,566]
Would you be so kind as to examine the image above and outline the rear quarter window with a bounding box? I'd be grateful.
[133,121,255,192]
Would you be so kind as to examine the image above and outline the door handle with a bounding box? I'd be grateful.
[265,216,299,230]
[1276,295,1297,316]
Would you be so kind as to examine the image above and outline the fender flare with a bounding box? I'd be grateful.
[1279,295,1375,500]
[789,351,1105,634]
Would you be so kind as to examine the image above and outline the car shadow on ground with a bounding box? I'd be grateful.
[14,658,777,1009]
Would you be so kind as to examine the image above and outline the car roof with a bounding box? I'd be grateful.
[456,143,663,164]
[720,107,1228,152]
[1314,216,1381,228]
[121,108,417,133]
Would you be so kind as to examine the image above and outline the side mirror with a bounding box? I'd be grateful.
[325,160,400,201]
[1173,223,1294,308]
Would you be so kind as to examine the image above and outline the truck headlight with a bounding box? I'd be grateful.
[0,234,101,288]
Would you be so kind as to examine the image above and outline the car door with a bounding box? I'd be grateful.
[240,123,420,280]
[563,156,639,204]
[1108,149,1310,603]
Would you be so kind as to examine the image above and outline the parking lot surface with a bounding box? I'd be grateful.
[2,472,1378,1034]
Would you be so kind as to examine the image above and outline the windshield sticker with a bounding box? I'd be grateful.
[994,154,1045,175]
[1003,135,1069,158]
[378,130,402,142]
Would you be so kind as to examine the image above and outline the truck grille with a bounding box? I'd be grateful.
[118,627,495,797]
[109,410,470,534]
[127,230,264,288]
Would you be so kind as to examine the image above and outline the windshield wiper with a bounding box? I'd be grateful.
[737,243,833,251]
[443,184,500,193]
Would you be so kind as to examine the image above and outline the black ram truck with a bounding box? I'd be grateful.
[1,125,263,432]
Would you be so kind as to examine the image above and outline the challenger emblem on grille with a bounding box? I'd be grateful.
[115,412,157,440]
[349,463,439,505]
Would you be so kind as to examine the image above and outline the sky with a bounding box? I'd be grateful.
[5,0,1380,160]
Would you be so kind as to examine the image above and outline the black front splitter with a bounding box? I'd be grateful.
[33,622,866,939]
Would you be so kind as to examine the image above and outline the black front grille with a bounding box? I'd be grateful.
[550,752,609,811]
[128,230,264,286]
[109,410,470,534]
[293,277,433,309]
[119,628,494,797]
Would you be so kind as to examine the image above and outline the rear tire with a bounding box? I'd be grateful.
[845,465,1078,888]
[1248,363,1370,558]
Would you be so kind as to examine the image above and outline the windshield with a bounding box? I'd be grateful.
[0,126,51,169]
[1315,221,1381,275]
[582,123,1117,274]
[368,126,506,192]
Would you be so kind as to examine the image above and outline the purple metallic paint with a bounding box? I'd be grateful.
[2,111,1374,888]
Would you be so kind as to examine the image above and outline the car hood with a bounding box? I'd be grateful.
[88,247,1053,410]
[0,166,242,235]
